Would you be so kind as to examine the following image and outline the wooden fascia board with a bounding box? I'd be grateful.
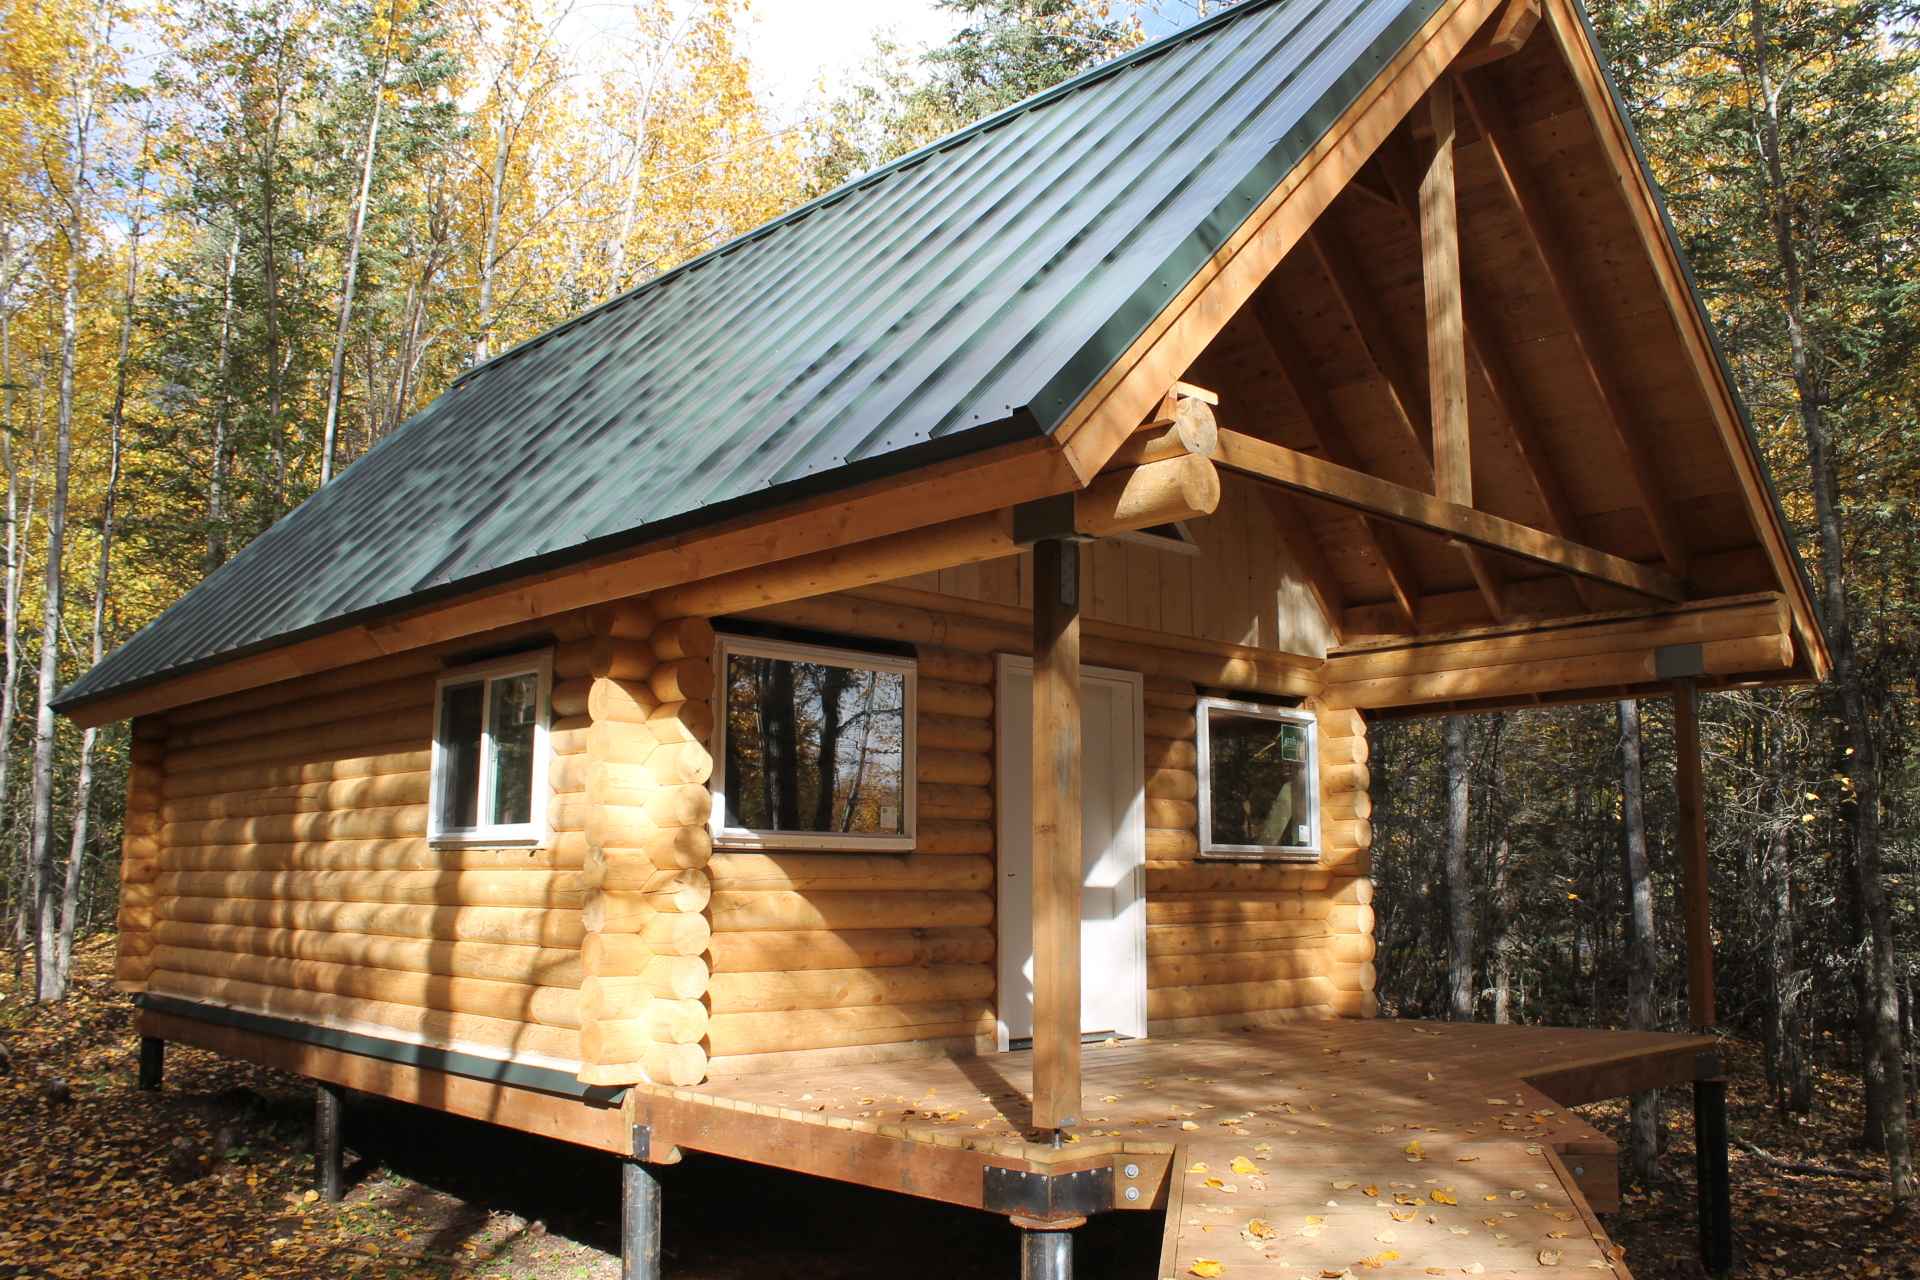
[1049,0,1510,483]
[64,436,1081,729]
[1537,0,1832,680]
[1210,430,1684,601]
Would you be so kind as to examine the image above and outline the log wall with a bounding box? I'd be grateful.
[138,614,595,1070]
[701,643,999,1075]
[1313,703,1378,1018]
[1140,679,1345,1034]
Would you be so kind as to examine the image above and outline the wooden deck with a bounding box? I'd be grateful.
[636,1020,1716,1278]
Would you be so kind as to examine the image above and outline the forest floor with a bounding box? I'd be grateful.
[0,940,1909,1280]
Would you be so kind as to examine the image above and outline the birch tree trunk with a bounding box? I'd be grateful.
[1619,698,1659,1181]
[1443,714,1473,1021]
[320,38,392,484]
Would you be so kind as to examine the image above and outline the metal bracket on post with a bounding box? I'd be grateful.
[1694,1077,1732,1279]
[1012,495,1096,549]
[1655,642,1706,680]
[982,1165,1114,1221]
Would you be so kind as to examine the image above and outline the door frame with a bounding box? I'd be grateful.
[993,655,1147,1050]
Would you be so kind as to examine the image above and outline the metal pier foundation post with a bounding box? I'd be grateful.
[1014,1215,1081,1280]
[137,1036,164,1091]
[1694,1077,1732,1278]
[622,1160,662,1280]
[314,1081,346,1203]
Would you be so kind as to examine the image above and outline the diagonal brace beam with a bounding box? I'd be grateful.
[1211,429,1684,602]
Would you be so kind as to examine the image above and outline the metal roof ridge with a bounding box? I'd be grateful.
[445,0,1297,392]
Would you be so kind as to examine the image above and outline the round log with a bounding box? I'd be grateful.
[165,675,433,751]
[587,677,657,724]
[707,963,993,1014]
[1326,903,1376,934]
[163,748,430,803]
[1143,737,1198,770]
[157,896,584,949]
[160,707,438,774]
[648,700,713,745]
[586,598,659,640]
[706,927,993,973]
[1329,961,1377,993]
[148,970,581,1061]
[156,868,583,910]
[917,820,993,856]
[1145,829,1199,859]
[151,920,583,986]
[1145,768,1197,801]
[917,678,993,719]
[1144,921,1327,956]
[709,852,990,893]
[549,716,593,756]
[1327,932,1377,963]
[705,1000,993,1059]
[552,638,595,681]
[916,750,992,788]
[580,971,705,1019]
[912,646,994,686]
[1328,990,1378,1019]
[586,805,658,851]
[650,617,715,661]
[918,713,993,754]
[1143,864,1332,894]
[587,719,658,766]
[649,658,713,705]
[1146,976,1334,1022]
[588,637,656,681]
[1145,893,1332,926]
[122,833,162,861]
[1323,819,1373,851]
[150,945,581,1028]
[548,792,590,832]
[548,753,590,794]
[1321,762,1371,795]
[642,741,713,787]
[1329,876,1374,905]
[708,889,993,933]
[156,838,589,875]
[121,882,157,910]
[1148,950,1326,989]
[115,957,154,984]
[166,804,436,851]
[123,858,161,885]
[1145,798,1198,830]
[1075,454,1221,539]
[1322,790,1373,822]
[1314,706,1368,740]
[117,905,156,933]
[917,784,992,821]
[640,997,709,1044]
[1144,705,1197,741]
[586,762,657,809]
[643,783,712,829]
[1321,736,1370,765]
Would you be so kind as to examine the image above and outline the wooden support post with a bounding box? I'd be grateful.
[1421,77,1469,508]
[1031,538,1082,1133]
[621,1160,662,1280]
[137,1035,165,1091]
[1670,676,1716,1028]
[1694,1077,1733,1278]
[1017,1220,1077,1280]
[314,1080,346,1202]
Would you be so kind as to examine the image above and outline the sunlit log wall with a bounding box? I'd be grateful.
[131,614,598,1071]
[702,643,999,1076]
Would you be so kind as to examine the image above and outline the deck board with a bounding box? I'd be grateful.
[633,1020,1708,1278]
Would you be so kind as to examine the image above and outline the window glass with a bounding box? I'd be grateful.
[1205,705,1313,850]
[437,680,485,832]
[724,652,906,836]
[488,672,540,826]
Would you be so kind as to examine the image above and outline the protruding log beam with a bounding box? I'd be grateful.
[1421,78,1470,509]
[1211,429,1684,602]
[1458,71,1689,578]
[1670,675,1716,1028]
[1030,538,1082,1133]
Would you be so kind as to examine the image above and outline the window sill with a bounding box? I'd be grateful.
[1197,848,1322,863]
[715,832,917,853]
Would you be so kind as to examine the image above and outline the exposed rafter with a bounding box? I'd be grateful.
[1421,77,1471,509]
[1457,70,1689,579]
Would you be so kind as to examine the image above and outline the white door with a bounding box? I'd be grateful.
[996,657,1146,1048]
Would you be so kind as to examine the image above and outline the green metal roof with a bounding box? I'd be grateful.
[59,0,1450,712]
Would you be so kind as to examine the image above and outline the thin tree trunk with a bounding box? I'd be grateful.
[1444,715,1473,1022]
[320,31,392,484]
[0,237,23,955]
[1619,699,1659,1181]
[208,224,240,571]
[474,89,516,364]
[1747,0,1912,1196]
[33,19,97,1000]
[1491,836,1513,1024]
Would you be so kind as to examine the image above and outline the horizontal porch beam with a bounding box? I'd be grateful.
[1208,430,1684,603]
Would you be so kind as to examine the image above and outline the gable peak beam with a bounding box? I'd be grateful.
[1456,70,1690,581]
[1452,0,1543,72]
[1421,77,1471,509]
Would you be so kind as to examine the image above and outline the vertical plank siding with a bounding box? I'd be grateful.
[701,644,998,1075]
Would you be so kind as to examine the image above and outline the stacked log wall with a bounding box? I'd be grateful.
[140,616,594,1068]
[1313,702,1377,1018]
[114,716,167,988]
[1142,678,1339,1033]
[574,601,716,1087]
[703,644,997,1075]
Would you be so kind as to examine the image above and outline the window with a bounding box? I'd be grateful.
[431,653,551,844]
[1197,698,1317,859]
[713,636,915,851]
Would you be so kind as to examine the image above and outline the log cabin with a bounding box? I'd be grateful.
[59,0,1825,1275]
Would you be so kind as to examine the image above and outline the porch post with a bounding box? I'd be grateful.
[1016,1216,1081,1280]
[1669,674,1715,1029]
[621,1159,663,1280]
[1031,537,1083,1133]
[314,1080,346,1202]
[137,1035,165,1091]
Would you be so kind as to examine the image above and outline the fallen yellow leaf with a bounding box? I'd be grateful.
[1432,1190,1459,1205]
[1189,1261,1225,1278]
[1181,1121,1200,1131]
[1231,1158,1258,1175]
[1364,1182,1379,1197]
[1405,1140,1426,1157]
[1547,1231,1568,1239]
[1189,1163,1211,1173]
[1539,1249,1563,1266]
[1390,1210,1416,1221]
[1245,1219,1277,1241]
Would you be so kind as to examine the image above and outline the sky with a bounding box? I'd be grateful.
[741,0,964,117]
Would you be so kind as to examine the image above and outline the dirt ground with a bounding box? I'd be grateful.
[0,940,1913,1279]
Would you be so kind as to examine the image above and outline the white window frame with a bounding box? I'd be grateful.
[711,635,917,852]
[429,651,553,846]
[1195,696,1319,861]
